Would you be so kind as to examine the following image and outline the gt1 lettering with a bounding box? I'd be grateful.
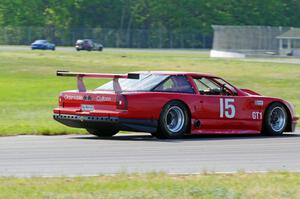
[252,112,262,120]
[220,98,235,118]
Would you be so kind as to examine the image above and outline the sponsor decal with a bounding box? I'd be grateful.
[96,96,112,102]
[83,95,92,101]
[64,95,83,100]
[255,100,264,106]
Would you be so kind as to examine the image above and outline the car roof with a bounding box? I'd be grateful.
[132,71,219,78]
[35,40,47,42]
[76,39,92,41]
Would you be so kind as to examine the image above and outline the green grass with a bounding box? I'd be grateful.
[0,172,299,199]
[0,49,299,135]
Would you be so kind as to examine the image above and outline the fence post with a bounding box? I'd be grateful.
[158,29,162,48]
[27,27,32,44]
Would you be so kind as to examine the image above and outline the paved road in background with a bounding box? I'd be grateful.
[1,45,300,64]
[0,45,209,54]
[0,132,299,177]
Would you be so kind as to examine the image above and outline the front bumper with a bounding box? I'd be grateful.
[32,46,45,49]
[53,114,158,133]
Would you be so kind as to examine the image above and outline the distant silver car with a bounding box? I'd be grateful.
[75,39,103,51]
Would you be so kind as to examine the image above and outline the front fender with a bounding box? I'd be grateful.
[263,98,298,132]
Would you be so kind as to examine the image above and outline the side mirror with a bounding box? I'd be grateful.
[210,88,221,95]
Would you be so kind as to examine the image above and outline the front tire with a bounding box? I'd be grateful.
[263,103,287,136]
[87,129,119,138]
[156,101,190,139]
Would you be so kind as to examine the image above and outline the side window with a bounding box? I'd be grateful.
[154,75,194,93]
[193,77,236,96]
[193,77,222,95]
[193,79,207,90]
[213,78,237,96]
[157,78,173,90]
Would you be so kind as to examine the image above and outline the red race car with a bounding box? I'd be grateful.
[53,71,298,138]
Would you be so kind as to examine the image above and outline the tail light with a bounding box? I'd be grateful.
[59,95,64,107]
[116,94,128,110]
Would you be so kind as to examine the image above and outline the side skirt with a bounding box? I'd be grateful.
[191,129,261,135]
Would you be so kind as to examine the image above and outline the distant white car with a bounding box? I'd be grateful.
[75,39,103,51]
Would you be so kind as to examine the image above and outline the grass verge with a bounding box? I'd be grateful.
[0,49,299,135]
[0,172,299,199]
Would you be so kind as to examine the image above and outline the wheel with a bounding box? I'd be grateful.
[76,48,80,51]
[98,47,103,51]
[87,129,119,137]
[52,47,55,51]
[262,102,287,136]
[156,101,189,139]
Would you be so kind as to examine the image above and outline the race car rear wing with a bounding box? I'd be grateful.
[56,70,139,92]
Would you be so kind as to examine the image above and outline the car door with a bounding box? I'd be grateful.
[193,77,260,132]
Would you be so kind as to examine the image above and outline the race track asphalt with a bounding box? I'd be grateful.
[0,132,300,177]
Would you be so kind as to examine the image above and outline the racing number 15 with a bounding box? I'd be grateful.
[220,98,235,118]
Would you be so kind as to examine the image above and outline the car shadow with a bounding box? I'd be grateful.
[71,132,300,143]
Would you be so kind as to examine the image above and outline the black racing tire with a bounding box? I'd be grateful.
[86,129,119,137]
[262,102,287,136]
[155,101,190,139]
[98,47,103,51]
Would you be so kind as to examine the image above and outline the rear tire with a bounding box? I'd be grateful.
[262,102,287,136]
[155,101,189,139]
[87,129,119,138]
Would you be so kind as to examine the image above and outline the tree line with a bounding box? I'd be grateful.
[0,0,299,33]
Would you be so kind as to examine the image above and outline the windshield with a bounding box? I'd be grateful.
[96,74,169,91]
[34,40,47,44]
